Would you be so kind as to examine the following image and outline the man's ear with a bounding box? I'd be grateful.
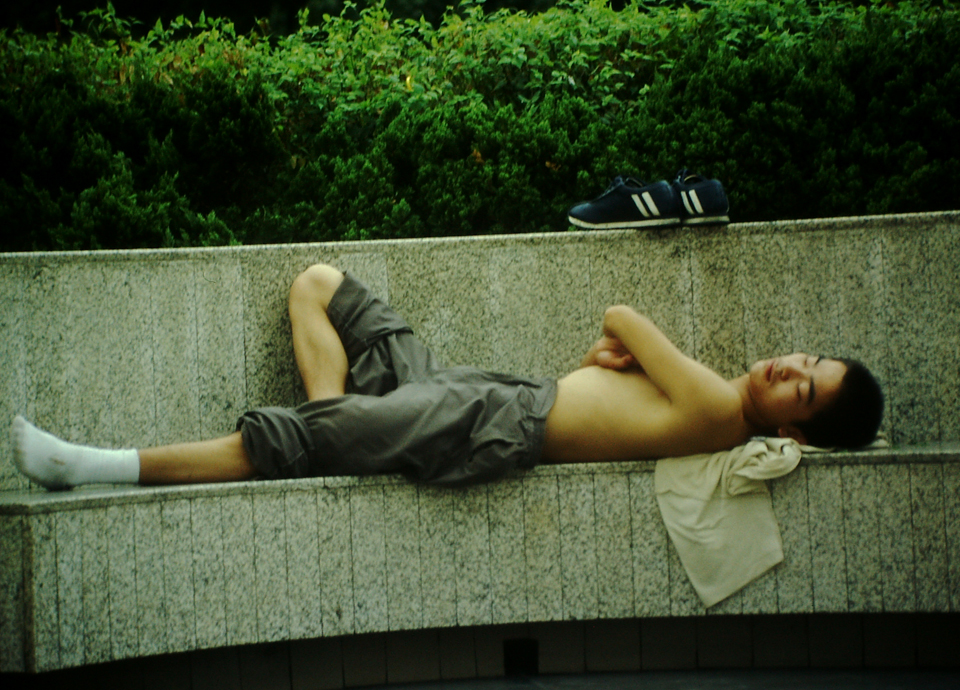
[778,426,808,445]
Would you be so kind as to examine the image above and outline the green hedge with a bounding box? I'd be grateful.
[1,0,958,251]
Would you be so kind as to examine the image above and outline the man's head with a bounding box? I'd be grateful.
[747,354,884,448]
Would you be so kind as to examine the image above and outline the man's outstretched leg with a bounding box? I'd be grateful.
[138,432,256,484]
[14,415,258,488]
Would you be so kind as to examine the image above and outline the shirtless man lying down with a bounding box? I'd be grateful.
[14,263,884,490]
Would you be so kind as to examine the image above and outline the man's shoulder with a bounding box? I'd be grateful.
[673,362,742,417]
[692,382,743,424]
[667,378,749,451]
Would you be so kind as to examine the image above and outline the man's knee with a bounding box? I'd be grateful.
[289,263,344,311]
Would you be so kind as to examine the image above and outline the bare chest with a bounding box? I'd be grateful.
[543,367,745,461]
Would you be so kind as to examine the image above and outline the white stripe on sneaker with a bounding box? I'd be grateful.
[681,190,705,215]
[642,191,661,216]
[631,194,651,218]
[689,190,704,213]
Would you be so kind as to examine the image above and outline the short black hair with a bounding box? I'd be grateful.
[794,358,884,448]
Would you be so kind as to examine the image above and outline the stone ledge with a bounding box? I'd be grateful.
[2,442,958,515]
[3,443,959,673]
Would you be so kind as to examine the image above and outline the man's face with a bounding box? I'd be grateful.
[747,353,846,430]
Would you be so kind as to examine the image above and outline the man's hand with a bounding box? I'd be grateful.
[581,335,637,370]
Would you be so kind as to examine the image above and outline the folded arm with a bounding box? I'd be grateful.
[589,305,736,414]
[579,334,637,370]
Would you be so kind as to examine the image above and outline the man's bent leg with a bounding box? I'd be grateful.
[289,263,350,401]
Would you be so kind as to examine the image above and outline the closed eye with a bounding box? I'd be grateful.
[808,356,821,404]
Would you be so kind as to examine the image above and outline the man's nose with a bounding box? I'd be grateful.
[781,363,803,378]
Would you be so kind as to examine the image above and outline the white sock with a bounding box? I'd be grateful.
[13,415,140,489]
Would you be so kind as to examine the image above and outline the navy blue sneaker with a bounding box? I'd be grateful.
[567,176,681,229]
[672,169,729,225]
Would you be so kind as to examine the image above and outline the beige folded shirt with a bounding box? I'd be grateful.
[654,437,802,608]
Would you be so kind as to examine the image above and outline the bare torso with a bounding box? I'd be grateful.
[541,365,752,462]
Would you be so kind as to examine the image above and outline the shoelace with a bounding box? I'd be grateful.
[675,168,704,185]
[598,176,647,197]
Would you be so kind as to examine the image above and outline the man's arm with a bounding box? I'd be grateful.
[579,334,636,370]
[599,305,736,414]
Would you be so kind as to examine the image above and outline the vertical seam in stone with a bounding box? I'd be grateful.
[95,508,112,663]
[282,493,292,639]
[482,484,492,627]
[346,487,357,636]
[875,465,886,612]
[414,485,424,630]
[190,260,203,437]
[681,238,694,363]
[935,463,948,611]
[553,475,563,622]
[1,516,25,672]
[556,475,565,622]
[377,485,387,633]
[773,477,784,614]
[839,467,852,613]
[880,229,898,442]
[160,502,171,653]
[798,232,807,352]
[131,506,140,656]
[920,232,941,442]
[591,472,601,619]
[239,258,250,430]
[283,490,294,641]
[948,464,960,613]
[588,472,598,619]
[453,491,462,628]
[252,496,262,642]
[908,465,920,613]
[216,496,228,647]
[21,517,36,672]
[51,514,62,671]
[870,465,888,613]
[520,478,530,624]
[313,490,325,638]
[868,466,882,613]
[189,499,201,652]
[148,267,159,448]
[630,474,639,620]
[689,237,700,361]
[738,233,748,374]
[105,509,114,662]
[624,473,636,618]
[829,232,841,356]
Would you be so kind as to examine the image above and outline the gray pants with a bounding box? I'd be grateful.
[237,274,557,486]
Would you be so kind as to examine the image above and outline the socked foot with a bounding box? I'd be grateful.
[12,415,139,490]
[13,415,72,489]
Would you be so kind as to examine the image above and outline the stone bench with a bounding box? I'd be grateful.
[2,444,959,675]
[1,211,959,675]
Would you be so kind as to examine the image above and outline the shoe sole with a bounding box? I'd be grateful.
[568,215,681,230]
[569,215,730,229]
[683,215,729,225]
